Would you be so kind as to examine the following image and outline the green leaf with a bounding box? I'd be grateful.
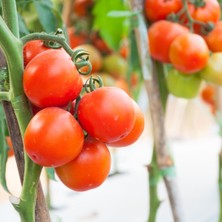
[34,0,57,33]
[17,13,29,37]
[0,105,9,193]
[92,0,129,51]
[45,167,56,181]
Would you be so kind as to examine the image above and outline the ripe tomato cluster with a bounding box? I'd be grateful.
[145,0,222,101]
[22,40,144,191]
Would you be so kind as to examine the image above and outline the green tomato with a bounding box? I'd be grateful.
[166,68,202,99]
[102,53,127,78]
[98,73,116,86]
[200,53,222,85]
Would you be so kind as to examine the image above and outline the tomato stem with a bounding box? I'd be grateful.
[84,75,103,93]
[180,0,213,34]
[21,32,73,57]
[21,32,92,74]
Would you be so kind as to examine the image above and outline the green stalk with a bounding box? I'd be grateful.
[0,2,44,221]
[148,150,161,222]
[218,150,222,222]
[1,0,19,37]
[21,32,73,56]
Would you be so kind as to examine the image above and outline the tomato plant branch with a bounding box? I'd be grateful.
[218,150,222,222]
[179,0,213,33]
[21,32,73,56]
[129,0,185,221]
[215,87,222,222]
[21,32,92,74]
[147,150,161,222]
[0,92,10,101]
[0,2,50,222]
[1,0,19,37]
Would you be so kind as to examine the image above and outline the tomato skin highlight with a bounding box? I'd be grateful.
[144,0,183,22]
[24,107,84,167]
[56,136,111,192]
[23,49,83,108]
[108,100,144,147]
[148,20,189,63]
[77,87,135,143]
[169,33,209,74]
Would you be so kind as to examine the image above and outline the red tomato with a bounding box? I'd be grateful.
[169,33,209,74]
[148,20,189,63]
[23,49,83,108]
[77,87,135,143]
[108,100,144,147]
[201,85,216,114]
[73,0,93,17]
[23,40,50,66]
[204,21,222,52]
[188,0,221,33]
[67,27,88,48]
[24,107,84,167]
[56,136,111,192]
[201,85,215,104]
[144,0,183,22]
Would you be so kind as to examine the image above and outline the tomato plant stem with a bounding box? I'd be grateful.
[147,150,161,222]
[129,0,185,221]
[218,150,222,222]
[215,87,222,222]
[21,32,73,56]
[0,1,50,221]
[10,159,42,222]
[1,0,19,37]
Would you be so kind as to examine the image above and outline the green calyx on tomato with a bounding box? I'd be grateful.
[200,53,222,85]
[166,67,202,99]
